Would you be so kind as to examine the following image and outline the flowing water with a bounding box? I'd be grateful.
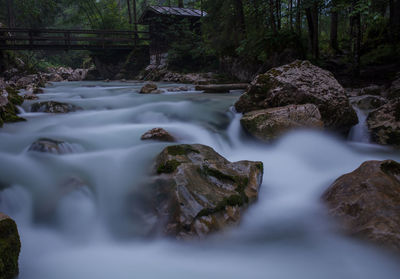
[0,81,400,279]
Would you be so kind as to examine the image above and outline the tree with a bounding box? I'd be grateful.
[305,0,320,59]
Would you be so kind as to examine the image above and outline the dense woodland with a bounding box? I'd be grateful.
[1,0,400,84]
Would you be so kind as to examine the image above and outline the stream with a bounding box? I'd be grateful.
[1,81,400,279]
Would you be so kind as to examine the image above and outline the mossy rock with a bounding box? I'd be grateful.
[144,144,264,238]
[0,213,21,279]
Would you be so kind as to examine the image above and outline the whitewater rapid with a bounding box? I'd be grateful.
[0,81,399,279]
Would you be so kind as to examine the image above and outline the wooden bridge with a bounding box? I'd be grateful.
[0,28,150,51]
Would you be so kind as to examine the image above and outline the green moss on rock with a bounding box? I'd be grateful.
[167,145,200,156]
[157,160,181,174]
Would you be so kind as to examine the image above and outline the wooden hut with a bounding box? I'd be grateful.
[138,5,206,65]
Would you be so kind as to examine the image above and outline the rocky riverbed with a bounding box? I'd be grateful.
[1,61,400,279]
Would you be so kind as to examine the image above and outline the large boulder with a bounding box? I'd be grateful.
[367,99,400,148]
[235,60,358,134]
[30,101,81,113]
[141,128,176,142]
[240,104,324,142]
[322,160,400,251]
[0,213,21,279]
[142,144,263,238]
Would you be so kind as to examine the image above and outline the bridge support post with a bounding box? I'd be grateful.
[64,32,71,51]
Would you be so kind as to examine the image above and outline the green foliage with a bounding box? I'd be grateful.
[167,19,217,72]
[236,28,304,62]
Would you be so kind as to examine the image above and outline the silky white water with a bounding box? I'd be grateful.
[0,81,399,279]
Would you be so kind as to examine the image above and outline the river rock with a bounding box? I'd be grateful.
[0,87,26,127]
[141,128,176,142]
[28,138,78,154]
[0,213,21,279]
[15,75,36,89]
[359,85,384,96]
[234,60,358,135]
[240,104,324,142]
[146,144,263,238]
[352,95,388,110]
[387,72,400,100]
[322,160,400,251]
[30,101,80,113]
[43,73,64,82]
[68,69,88,81]
[140,83,159,94]
[367,99,400,148]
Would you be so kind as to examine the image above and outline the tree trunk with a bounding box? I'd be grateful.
[6,0,16,28]
[330,0,339,52]
[276,0,281,30]
[289,0,293,31]
[235,0,246,36]
[178,0,184,8]
[391,0,400,39]
[296,0,302,35]
[269,0,277,33]
[351,0,361,77]
[305,2,319,60]
[126,0,132,25]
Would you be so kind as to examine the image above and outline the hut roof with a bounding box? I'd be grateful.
[139,6,206,23]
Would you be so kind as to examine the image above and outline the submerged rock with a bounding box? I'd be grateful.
[367,99,400,148]
[235,60,358,135]
[139,83,159,94]
[240,104,324,142]
[141,128,176,142]
[28,138,79,154]
[30,101,80,113]
[0,213,21,279]
[323,160,400,251]
[144,144,263,238]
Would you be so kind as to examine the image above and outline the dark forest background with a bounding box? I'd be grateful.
[1,0,400,84]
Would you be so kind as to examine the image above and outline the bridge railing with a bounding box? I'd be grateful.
[0,28,150,51]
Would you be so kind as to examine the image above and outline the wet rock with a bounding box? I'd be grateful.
[144,144,263,238]
[141,128,176,142]
[23,93,39,100]
[43,73,64,82]
[15,75,36,89]
[241,104,324,142]
[167,86,190,92]
[352,95,388,110]
[387,72,400,100]
[139,83,159,94]
[235,60,358,135]
[68,69,88,81]
[28,138,78,154]
[0,88,26,127]
[0,213,21,279]
[359,85,384,96]
[195,84,249,93]
[30,101,80,113]
[367,99,400,148]
[323,160,400,251]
